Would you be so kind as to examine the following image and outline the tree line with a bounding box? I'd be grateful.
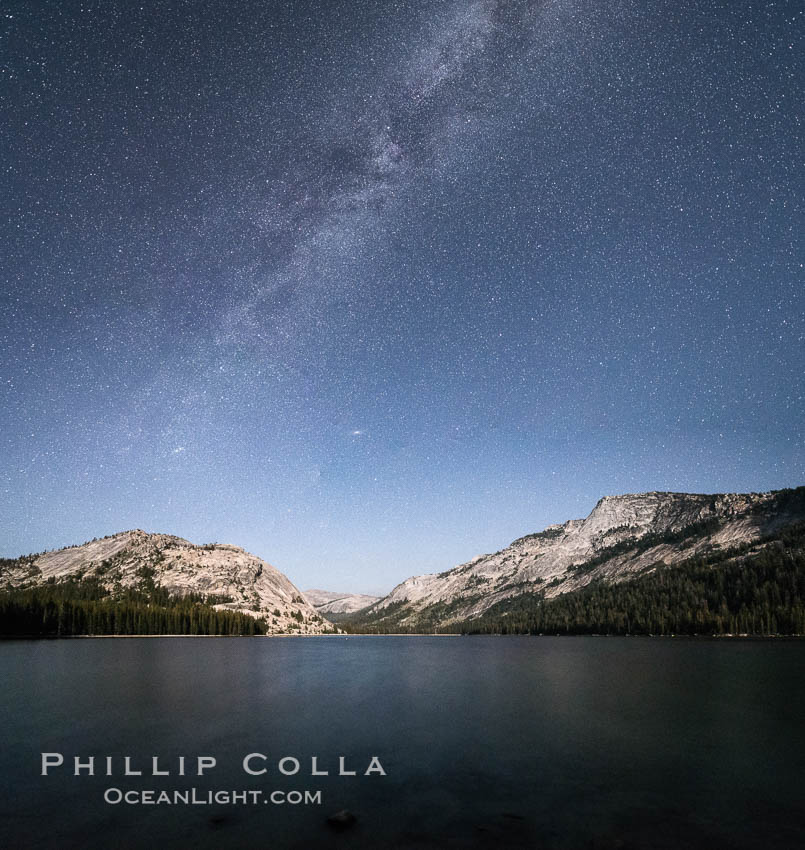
[342,521,805,636]
[0,575,266,636]
[462,523,805,635]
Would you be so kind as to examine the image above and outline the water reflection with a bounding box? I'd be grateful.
[1,636,804,849]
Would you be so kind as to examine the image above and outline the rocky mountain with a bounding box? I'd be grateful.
[0,529,332,635]
[353,487,805,632]
[304,588,380,615]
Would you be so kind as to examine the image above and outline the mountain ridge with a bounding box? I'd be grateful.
[303,588,381,615]
[1,529,332,635]
[351,487,805,632]
[4,486,803,636]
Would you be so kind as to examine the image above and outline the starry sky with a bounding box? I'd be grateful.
[2,0,803,594]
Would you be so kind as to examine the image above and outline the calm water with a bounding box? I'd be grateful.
[1,636,804,849]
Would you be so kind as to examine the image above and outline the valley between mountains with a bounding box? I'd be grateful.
[2,487,803,636]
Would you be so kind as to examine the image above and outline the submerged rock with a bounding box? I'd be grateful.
[327,809,357,830]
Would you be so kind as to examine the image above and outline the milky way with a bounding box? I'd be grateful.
[2,0,803,593]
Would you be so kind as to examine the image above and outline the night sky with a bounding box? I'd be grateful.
[2,0,803,594]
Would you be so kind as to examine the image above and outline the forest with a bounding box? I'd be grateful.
[0,573,266,636]
[343,522,805,636]
[463,525,805,635]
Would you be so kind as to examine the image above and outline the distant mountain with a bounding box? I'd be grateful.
[346,487,805,634]
[0,530,333,635]
[304,588,381,616]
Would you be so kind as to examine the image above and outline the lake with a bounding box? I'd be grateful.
[1,636,803,849]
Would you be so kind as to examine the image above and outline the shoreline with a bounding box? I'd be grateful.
[1,633,803,640]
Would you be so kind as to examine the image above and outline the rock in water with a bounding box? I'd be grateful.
[326,809,357,830]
